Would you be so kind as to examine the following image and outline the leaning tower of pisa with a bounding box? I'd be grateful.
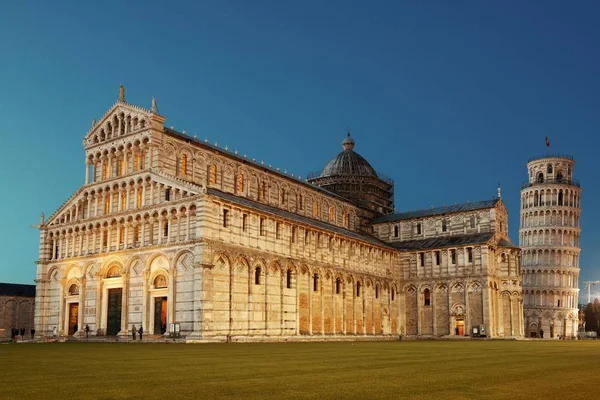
[520,155,581,338]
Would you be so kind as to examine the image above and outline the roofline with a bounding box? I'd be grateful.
[163,128,359,206]
[372,198,500,224]
[391,233,495,251]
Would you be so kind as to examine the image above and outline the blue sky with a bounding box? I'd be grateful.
[1,0,599,301]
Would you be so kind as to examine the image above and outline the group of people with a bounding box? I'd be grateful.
[11,328,34,341]
[131,325,144,341]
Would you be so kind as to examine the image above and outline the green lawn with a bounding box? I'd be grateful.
[0,340,597,399]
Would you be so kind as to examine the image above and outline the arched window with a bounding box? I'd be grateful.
[181,154,187,175]
[255,267,261,285]
[298,194,303,210]
[556,172,563,183]
[260,181,267,201]
[375,285,379,299]
[313,201,319,218]
[442,220,447,232]
[335,278,341,294]
[547,164,553,174]
[281,189,286,204]
[356,281,361,297]
[394,225,399,237]
[136,191,142,208]
[470,215,476,228]
[424,288,431,306]
[286,269,292,289]
[537,172,544,183]
[416,222,422,235]
[210,165,217,184]
[391,288,395,301]
[558,191,563,206]
[135,153,141,171]
[237,173,244,193]
[329,205,335,222]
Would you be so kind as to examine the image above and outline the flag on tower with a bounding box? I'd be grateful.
[545,137,550,147]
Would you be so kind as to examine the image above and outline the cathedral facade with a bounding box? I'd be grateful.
[34,88,523,340]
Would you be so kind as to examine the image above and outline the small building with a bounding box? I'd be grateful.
[0,283,36,339]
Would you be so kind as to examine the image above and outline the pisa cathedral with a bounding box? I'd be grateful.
[34,87,523,341]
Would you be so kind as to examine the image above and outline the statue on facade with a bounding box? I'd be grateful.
[119,85,125,102]
[40,212,45,225]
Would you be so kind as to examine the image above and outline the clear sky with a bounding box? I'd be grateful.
[1,1,599,301]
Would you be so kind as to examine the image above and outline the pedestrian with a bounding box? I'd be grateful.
[138,326,143,341]
[540,329,544,339]
[11,328,15,340]
[20,328,25,340]
[52,326,58,338]
[30,328,35,339]
[85,324,90,339]
[131,325,137,341]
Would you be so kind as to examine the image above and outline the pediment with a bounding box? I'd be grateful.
[44,171,202,228]
[82,101,155,147]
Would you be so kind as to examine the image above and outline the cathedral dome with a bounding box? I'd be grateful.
[319,132,378,178]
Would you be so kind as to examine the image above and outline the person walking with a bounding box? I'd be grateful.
[52,326,58,338]
[131,325,137,341]
[138,326,143,341]
[30,328,35,340]
[20,328,25,340]
[85,324,90,339]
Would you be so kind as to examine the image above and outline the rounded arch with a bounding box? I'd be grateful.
[84,262,99,280]
[47,266,62,281]
[105,263,124,278]
[127,257,144,277]
[152,273,169,288]
[173,250,194,273]
[64,264,82,281]
[145,252,171,273]
[67,282,80,296]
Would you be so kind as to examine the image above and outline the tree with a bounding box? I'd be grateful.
[584,299,600,332]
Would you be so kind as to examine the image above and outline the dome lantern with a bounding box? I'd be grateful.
[342,131,355,151]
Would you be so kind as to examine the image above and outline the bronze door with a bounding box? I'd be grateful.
[106,288,122,336]
[456,319,465,336]
[154,297,167,334]
[68,303,79,335]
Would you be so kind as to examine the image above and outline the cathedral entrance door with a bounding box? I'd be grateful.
[106,288,122,336]
[154,297,167,334]
[68,303,79,335]
[456,319,464,336]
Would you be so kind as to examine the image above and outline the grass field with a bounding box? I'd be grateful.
[0,340,598,400]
